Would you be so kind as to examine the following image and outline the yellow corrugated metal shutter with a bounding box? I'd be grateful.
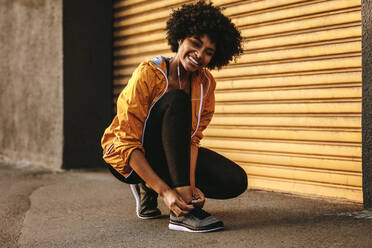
[113,0,362,202]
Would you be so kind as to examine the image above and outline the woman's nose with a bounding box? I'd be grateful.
[195,50,201,58]
[195,49,204,60]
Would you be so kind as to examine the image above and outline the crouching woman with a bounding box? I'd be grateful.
[101,1,247,232]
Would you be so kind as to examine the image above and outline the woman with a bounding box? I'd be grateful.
[101,1,247,233]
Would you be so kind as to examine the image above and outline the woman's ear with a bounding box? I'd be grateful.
[177,40,183,52]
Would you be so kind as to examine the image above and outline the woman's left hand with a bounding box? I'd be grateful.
[191,187,205,207]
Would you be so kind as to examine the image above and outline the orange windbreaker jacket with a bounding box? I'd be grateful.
[101,56,216,177]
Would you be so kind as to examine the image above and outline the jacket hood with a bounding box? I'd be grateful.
[149,56,212,98]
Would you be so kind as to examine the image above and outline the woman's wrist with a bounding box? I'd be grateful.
[190,178,196,187]
[158,184,172,198]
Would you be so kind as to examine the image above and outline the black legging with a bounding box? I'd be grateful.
[107,89,247,199]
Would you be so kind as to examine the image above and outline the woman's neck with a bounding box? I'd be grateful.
[169,56,191,89]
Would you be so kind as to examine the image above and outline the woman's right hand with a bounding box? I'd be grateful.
[160,188,194,216]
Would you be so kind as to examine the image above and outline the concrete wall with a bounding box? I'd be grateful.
[0,0,63,169]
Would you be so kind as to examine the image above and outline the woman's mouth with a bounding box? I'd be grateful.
[188,55,200,67]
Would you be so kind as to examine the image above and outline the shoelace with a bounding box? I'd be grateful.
[189,205,211,219]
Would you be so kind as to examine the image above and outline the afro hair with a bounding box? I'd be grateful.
[166,1,243,70]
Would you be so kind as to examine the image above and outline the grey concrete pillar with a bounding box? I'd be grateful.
[0,1,63,170]
[362,0,372,209]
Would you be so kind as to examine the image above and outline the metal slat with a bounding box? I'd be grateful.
[214,102,361,114]
[113,20,164,37]
[231,0,360,27]
[204,127,361,143]
[114,42,168,58]
[215,150,361,172]
[244,25,361,52]
[211,57,361,79]
[237,41,361,65]
[114,8,171,28]
[242,10,361,39]
[246,175,362,202]
[210,116,361,128]
[113,31,165,48]
[201,138,361,158]
[222,0,322,17]
[242,163,362,187]
[114,0,190,19]
[215,72,361,90]
[113,0,149,9]
[215,87,361,102]
[113,41,168,57]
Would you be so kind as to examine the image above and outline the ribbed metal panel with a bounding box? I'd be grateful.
[113,0,362,202]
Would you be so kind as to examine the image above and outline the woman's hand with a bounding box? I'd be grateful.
[160,188,194,216]
[191,187,205,208]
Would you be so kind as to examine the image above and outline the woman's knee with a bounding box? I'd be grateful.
[164,90,190,109]
[165,89,189,102]
[197,147,248,198]
[236,168,248,195]
[227,165,248,198]
[160,91,191,123]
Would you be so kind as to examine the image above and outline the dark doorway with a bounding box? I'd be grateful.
[63,0,113,169]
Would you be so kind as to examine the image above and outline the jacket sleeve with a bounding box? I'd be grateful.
[191,71,216,147]
[114,63,153,167]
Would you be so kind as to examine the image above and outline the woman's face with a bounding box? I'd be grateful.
[177,34,216,72]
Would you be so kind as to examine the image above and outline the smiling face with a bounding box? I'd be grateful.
[177,35,216,72]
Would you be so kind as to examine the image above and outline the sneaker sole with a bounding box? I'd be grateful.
[130,184,161,220]
[168,223,224,233]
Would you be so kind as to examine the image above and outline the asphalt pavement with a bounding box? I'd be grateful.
[1,160,372,248]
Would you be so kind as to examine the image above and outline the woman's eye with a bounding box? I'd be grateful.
[206,50,214,56]
[191,40,201,47]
